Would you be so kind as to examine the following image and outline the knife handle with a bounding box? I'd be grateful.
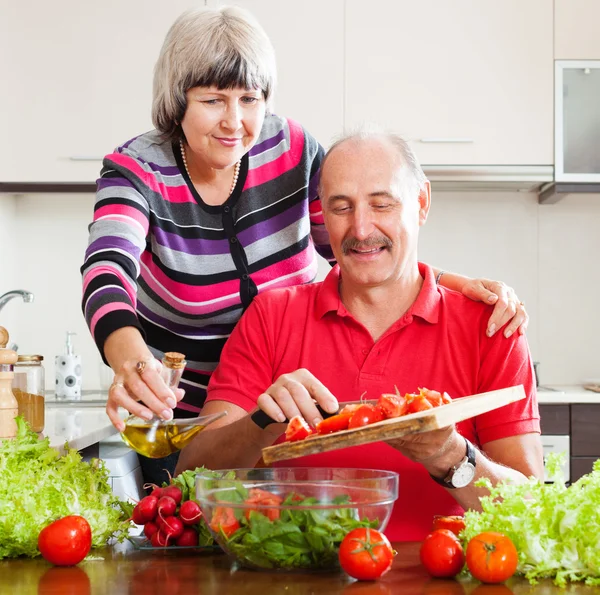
[250,404,340,429]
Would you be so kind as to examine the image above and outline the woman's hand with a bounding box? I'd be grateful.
[461,278,529,338]
[256,368,339,428]
[106,358,185,432]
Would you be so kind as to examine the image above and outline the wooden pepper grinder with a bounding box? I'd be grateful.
[0,326,18,439]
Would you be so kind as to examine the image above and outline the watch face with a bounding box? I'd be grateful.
[451,463,476,488]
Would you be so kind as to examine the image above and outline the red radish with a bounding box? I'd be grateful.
[132,504,146,525]
[176,527,199,547]
[157,496,177,519]
[161,516,184,541]
[137,495,158,522]
[179,500,202,525]
[144,521,159,540]
[162,486,183,505]
[150,530,169,547]
[152,487,166,499]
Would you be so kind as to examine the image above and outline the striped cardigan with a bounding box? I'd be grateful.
[81,115,334,414]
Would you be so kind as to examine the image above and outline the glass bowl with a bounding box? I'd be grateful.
[120,411,226,458]
[195,467,399,571]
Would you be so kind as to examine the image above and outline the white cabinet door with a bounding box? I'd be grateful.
[207,0,344,148]
[345,0,553,165]
[0,1,201,183]
[555,0,600,59]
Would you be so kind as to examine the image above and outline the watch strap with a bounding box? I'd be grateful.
[430,437,476,489]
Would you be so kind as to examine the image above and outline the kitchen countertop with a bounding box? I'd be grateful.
[0,541,595,595]
[536,385,600,404]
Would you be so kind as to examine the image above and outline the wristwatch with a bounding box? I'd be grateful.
[430,438,477,489]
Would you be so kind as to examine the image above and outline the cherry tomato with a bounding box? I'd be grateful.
[432,515,466,537]
[419,529,465,578]
[285,416,312,442]
[465,532,518,584]
[244,488,283,521]
[376,394,408,419]
[339,528,395,581]
[316,412,353,434]
[209,506,240,538]
[348,404,385,429]
[37,515,92,567]
[408,396,435,414]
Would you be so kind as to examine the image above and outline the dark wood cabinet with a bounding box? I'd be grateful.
[539,404,570,434]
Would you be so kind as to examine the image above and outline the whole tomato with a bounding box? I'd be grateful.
[432,515,466,537]
[465,532,518,584]
[339,528,395,581]
[419,529,464,578]
[38,515,92,566]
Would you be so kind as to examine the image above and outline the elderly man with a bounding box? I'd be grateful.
[176,131,543,541]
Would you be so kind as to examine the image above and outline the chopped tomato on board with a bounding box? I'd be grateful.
[419,388,444,407]
[348,404,385,429]
[284,416,313,442]
[376,393,409,419]
[316,412,354,434]
[407,395,435,414]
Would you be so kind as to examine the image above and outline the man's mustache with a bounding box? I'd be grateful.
[341,235,393,255]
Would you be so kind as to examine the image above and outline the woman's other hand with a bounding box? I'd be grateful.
[256,368,339,428]
[461,278,529,338]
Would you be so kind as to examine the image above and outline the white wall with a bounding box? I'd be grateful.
[5,190,600,389]
[0,195,18,337]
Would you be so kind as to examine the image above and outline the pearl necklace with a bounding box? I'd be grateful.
[180,140,240,197]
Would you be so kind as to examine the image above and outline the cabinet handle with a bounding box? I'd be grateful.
[68,156,104,161]
[418,138,474,144]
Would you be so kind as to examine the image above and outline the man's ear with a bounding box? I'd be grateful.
[418,180,431,226]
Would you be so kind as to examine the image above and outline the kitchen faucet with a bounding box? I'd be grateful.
[0,290,35,314]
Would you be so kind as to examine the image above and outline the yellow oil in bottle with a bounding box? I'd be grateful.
[120,419,206,458]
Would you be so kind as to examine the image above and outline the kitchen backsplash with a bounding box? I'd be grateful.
[2,190,600,390]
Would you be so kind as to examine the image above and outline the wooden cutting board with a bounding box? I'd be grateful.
[261,385,526,465]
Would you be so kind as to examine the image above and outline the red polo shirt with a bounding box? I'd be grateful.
[206,263,540,541]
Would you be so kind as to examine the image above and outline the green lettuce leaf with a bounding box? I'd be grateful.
[0,417,131,559]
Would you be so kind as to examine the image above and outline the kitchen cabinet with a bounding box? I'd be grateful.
[344,0,553,166]
[540,403,600,483]
[0,1,200,184]
[555,0,600,59]
[206,0,344,148]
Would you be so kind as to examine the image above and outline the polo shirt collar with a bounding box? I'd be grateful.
[315,262,441,324]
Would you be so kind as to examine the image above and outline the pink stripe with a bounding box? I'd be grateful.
[252,245,316,287]
[109,153,195,204]
[175,401,202,413]
[245,119,305,190]
[140,252,243,306]
[95,204,149,232]
[83,265,137,307]
[90,302,136,337]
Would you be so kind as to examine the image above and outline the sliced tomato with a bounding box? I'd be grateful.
[285,416,313,442]
[348,404,385,429]
[419,388,444,407]
[407,395,435,414]
[210,506,240,538]
[441,392,452,405]
[376,393,409,419]
[340,403,362,415]
[316,412,353,434]
[244,489,283,522]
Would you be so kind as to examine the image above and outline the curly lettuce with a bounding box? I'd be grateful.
[0,417,132,559]
[461,453,600,587]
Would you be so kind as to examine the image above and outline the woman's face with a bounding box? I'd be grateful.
[181,86,266,170]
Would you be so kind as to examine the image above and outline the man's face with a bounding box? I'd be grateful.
[321,138,430,289]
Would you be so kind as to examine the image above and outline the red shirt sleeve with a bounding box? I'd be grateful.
[467,324,540,445]
[205,295,275,412]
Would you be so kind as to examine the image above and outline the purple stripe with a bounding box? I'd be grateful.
[97,177,136,191]
[250,128,286,156]
[85,285,130,314]
[86,236,142,261]
[153,227,231,256]
[119,135,142,151]
[146,161,182,176]
[137,302,235,337]
[237,200,307,246]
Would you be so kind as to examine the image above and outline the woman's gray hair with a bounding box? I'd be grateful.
[319,126,428,201]
[152,5,277,141]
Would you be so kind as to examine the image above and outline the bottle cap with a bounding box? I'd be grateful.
[162,352,186,369]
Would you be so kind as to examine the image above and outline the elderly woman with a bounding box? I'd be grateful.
[81,6,527,483]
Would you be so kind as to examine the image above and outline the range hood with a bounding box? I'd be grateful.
[423,165,553,193]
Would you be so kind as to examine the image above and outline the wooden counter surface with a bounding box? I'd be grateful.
[1,541,597,595]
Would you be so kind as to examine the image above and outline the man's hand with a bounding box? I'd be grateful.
[461,278,528,338]
[387,426,467,478]
[256,368,339,427]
